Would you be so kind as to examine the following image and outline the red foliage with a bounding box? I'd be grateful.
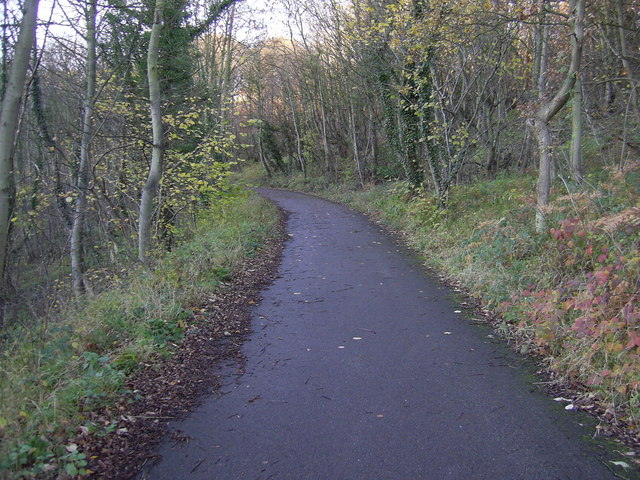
[510,217,640,402]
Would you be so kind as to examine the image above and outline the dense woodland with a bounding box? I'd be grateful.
[0,0,639,476]
[0,0,637,320]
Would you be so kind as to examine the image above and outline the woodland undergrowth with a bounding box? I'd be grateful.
[242,161,640,432]
[0,190,278,479]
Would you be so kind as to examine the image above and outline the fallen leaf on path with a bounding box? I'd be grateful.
[554,397,572,403]
[610,461,632,470]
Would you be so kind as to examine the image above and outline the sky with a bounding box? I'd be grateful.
[245,0,290,39]
[30,0,294,47]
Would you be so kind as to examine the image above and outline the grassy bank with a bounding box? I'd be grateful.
[0,190,279,478]
[241,163,640,429]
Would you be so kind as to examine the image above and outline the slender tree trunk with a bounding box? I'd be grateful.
[366,103,377,177]
[71,0,97,300]
[349,100,364,187]
[534,4,552,233]
[615,0,640,122]
[285,79,305,177]
[532,18,542,89]
[31,44,72,228]
[378,68,405,177]
[318,86,333,181]
[139,0,166,262]
[219,5,235,129]
[570,74,583,183]
[0,0,38,318]
[257,124,272,178]
[604,80,615,113]
[534,119,552,231]
[1,1,9,98]
[534,0,584,233]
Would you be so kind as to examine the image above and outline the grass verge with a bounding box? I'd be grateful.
[0,189,279,479]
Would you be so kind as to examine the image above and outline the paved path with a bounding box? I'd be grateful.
[143,189,618,479]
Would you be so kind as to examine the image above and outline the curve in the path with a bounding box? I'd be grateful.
[143,189,618,480]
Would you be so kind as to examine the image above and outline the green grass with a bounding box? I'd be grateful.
[0,190,279,479]
[241,162,640,426]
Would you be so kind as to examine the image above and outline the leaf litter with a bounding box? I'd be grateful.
[75,209,287,479]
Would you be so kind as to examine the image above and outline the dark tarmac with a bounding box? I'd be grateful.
[143,189,620,479]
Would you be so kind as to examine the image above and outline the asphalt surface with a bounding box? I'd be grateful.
[143,189,619,480]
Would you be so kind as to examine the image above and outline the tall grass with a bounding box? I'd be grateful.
[0,190,279,478]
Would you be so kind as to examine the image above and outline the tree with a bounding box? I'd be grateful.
[532,0,585,233]
[70,0,98,300]
[0,0,39,318]
[570,73,583,183]
[139,0,238,261]
[138,0,166,262]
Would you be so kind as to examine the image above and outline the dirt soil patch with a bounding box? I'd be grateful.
[77,209,287,479]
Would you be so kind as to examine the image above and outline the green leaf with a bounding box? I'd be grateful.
[65,463,78,476]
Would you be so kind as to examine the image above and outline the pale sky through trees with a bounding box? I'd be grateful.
[31,0,292,46]
[246,0,289,38]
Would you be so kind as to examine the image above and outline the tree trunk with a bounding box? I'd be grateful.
[71,0,97,301]
[534,119,552,232]
[257,124,272,178]
[349,101,364,187]
[615,0,640,122]
[378,68,405,178]
[534,0,584,233]
[284,77,305,177]
[366,103,377,178]
[570,74,583,183]
[318,86,334,181]
[532,16,542,89]
[139,0,166,262]
[219,5,235,129]
[0,0,38,317]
